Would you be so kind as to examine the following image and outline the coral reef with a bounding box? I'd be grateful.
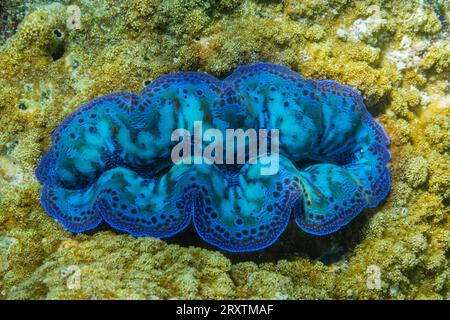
[0,0,448,299]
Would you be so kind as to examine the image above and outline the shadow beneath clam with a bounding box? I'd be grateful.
[81,205,378,265]
[162,208,378,265]
[365,95,391,118]
[81,193,389,265]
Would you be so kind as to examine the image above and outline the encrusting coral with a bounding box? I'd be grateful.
[0,0,448,299]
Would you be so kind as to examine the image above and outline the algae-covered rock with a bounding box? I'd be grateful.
[0,236,17,272]
[0,0,448,300]
[402,156,429,188]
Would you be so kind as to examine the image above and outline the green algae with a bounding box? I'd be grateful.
[0,0,448,300]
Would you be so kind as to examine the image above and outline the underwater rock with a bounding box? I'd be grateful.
[0,236,17,272]
[348,6,387,45]
[403,156,429,188]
